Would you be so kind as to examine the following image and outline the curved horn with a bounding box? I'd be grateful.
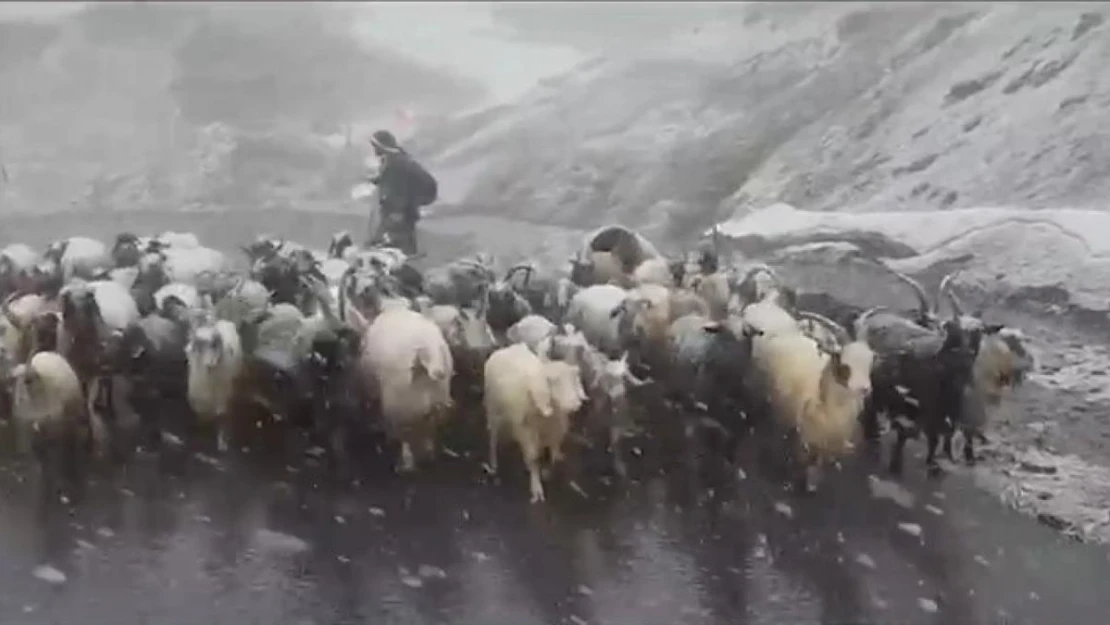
[1,291,24,327]
[938,271,965,317]
[887,268,933,318]
[852,306,892,345]
[797,311,851,346]
[503,263,536,287]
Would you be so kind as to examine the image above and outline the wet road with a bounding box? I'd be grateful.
[0,208,1108,624]
[0,412,1107,625]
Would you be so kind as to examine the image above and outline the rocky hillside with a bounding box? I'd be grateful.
[421,3,1110,242]
[0,3,483,214]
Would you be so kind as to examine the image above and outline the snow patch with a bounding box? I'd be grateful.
[718,203,1110,312]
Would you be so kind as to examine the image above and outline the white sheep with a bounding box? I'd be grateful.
[484,343,587,502]
[689,272,731,320]
[507,314,557,356]
[631,257,674,287]
[153,282,202,314]
[361,307,455,472]
[48,236,111,282]
[741,296,798,338]
[186,318,245,452]
[753,329,874,492]
[0,243,38,284]
[565,284,629,357]
[10,351,89,470]
[588,250,628,286]
[1,292,50,364]
[162,246,230,286]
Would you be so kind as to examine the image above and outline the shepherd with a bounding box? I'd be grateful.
[365,129,438,256]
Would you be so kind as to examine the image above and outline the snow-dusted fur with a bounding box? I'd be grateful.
[957,329,1036,443]
[156,231,201,250]
[565,284,629,357]
[153,282,201,312]
[1,293,50,364]
[632,257,674,287]
[668,287,712,321]
[742,297,798,337]
[589,250,628,286]
[162,247,229,286]
[754,332,874,491]
[186,319,244,452]
[10,351,88,463]
[56,237,110,282]
[689,272,731,320]
[484,343,587,503]
[424,304,496,377]
[507,314,557,356]
[362,308,455,473]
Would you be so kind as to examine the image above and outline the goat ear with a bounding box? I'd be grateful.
[609,303,624,319]
[701,321,722,333]
[984,323,1004,335]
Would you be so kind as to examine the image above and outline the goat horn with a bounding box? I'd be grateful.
[938,270,965,317]
[852,306,893,345]
[797,311,851,346]
[886,268,933,319]
[1,291,23,327]
[503,263,535,286]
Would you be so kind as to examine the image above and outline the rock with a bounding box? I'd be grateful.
[1037,513,1071,531]
[897,522,923,538]
[32,565,67,585]
[1019,460,1059,475]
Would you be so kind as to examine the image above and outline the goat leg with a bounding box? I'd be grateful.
[962,430,978,465]
[888,422,909,476]
[924,423,945,477]
[942,431,956,462]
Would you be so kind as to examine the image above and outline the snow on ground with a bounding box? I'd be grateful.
[717,203,1110,545]
[720,202,1110,312]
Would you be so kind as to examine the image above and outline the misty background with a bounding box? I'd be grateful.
[1,2,1108,245]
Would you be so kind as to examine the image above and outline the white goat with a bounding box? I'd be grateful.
[484,343,587,502]
[753,328,874,492]
[10,351,89,465]
[186,318,244,452]
[361,307,455,472]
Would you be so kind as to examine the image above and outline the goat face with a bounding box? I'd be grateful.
[189,326,225,368]
[112,233,143,268]
[835,343,874,396]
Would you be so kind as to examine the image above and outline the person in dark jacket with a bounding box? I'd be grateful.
[366,129,437,255]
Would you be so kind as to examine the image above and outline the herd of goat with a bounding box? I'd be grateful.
[0,225,1034,503]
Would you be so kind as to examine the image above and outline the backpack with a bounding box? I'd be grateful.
[405,156,438,207]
